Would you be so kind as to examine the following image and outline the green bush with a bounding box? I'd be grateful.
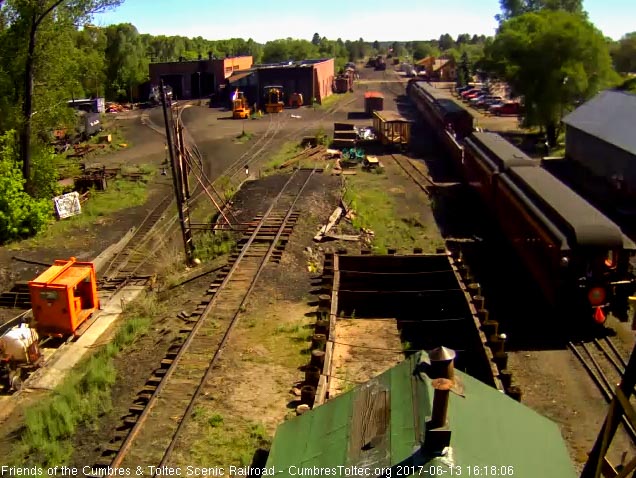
[0,131,52,243]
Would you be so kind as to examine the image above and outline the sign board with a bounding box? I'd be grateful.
[53,192,81,219]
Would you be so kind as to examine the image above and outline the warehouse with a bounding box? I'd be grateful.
[225,58,334,109]
[148,55,253,100]
[562,90,636,201]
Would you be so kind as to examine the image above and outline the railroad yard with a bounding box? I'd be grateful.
[0,62,635,476]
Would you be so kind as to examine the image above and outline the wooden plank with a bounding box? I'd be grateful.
[324,254,340,401]
[324,233,359,241]
[313,207,344,242]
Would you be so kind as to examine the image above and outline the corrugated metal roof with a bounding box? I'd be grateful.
[266,352,577,477]
[562,90,636,156]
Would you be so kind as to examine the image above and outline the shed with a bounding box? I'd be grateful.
[266,351,577,477]
[562,90,636,199]
[28,258,99,337]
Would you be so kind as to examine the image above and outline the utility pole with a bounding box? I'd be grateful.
[160,80,195,265]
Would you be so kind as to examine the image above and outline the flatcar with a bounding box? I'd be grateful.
[464,132,636,323]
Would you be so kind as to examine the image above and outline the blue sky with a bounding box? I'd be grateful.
[93,0,635,42]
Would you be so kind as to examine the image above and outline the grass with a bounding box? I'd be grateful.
[214,175,237,201]
[317,92,351,110]
[13,179,149,250]
[8,293,157,468]
[234,131,254,144]
[343,174,444,254]
[262,141,303,173]
[193,231,236,262]
[181,413,270,467]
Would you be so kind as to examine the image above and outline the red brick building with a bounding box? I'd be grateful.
[148,55,253,99]
[226,58,334,108]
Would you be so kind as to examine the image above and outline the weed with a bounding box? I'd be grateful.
[12,311,151,468]
[208,414,224,428]
[193,231,236,262]
[215,175,237,201]
[343,174,439,254]
[263,141,303,173]
[234,131,254,144]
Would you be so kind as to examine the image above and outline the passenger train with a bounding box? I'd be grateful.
[406,79,636,324]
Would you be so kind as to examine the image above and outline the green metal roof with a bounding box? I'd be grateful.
[266,352,577,478]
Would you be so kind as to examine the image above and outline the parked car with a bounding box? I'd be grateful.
[490,101,521,116]
[460,88,480,99]
[476,96,503,108]
[456,85,473,94]
[463,90,488,101]
[469,94,488,105]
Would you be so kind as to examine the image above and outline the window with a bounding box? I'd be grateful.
[605,250,617,268]
[225,67,232,73]
[233,65,239,70]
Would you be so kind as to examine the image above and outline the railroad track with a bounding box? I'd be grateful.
[96,92,359,297]
[568,337,636,440]
[391,153,435,195]
[89,167,318,475]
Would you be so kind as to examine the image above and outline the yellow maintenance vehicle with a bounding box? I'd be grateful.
[232,89,251,119]
[264,85,284,113]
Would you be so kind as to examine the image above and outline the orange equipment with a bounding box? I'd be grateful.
[28,257,100,337]
[264,85,284,113]
[289,92,303,108]
[232,89,251,119]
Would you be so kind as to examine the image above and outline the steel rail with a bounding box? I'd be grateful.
[106,167,315,470]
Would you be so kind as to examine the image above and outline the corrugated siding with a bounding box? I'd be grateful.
[566,126,636,191]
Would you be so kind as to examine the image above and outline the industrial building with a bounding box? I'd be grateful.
[148,55,253,100]
[225,58,334,108]
[562,90,636,202]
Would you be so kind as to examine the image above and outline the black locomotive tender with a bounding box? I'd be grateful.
[406,79,636,323]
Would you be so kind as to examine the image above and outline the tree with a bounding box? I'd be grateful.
[373,40,379,51]
[456,33,471,46]
[104,23,148,101]
[611,32,636,73]
[2,0,122,194]
[311,32,320,46]
[487,10,618,145]
[0,130,50,242]
[496,0,585,21]
[438,33,454,51]
[458,51,471,86]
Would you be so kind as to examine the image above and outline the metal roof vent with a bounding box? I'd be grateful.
[423,346,455,455]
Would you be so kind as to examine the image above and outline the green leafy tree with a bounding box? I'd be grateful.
[0,130,51,242]
[373,40,379,51]
[438,33,454,51]
[611,32,636,73]
[412,41,439,60]
[487,10,619,145]
[496,0,585,21]
[1,0,122,194]
[311,32,320,46]
[456,33,471,46]
[104,23,148,101]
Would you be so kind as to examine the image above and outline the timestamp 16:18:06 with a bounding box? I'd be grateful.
[399,465,515,476]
